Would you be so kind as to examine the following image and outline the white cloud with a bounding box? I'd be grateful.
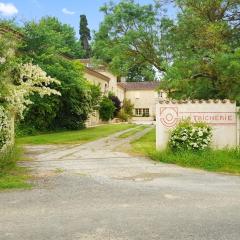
[62,8,75,15]
[0,2,18,16]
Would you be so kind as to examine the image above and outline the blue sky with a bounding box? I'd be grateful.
[0,0,176,37]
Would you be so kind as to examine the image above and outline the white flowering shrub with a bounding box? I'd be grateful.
[7,63,61,119]
[0,106,12,151]
[169,120,212,151]
[0,32,61,153]
[0,63,60,151]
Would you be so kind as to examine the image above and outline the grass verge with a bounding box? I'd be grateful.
[0,146,32,190]
[131,128,240,174]
[118,125,149,139]
[17,124,135,145]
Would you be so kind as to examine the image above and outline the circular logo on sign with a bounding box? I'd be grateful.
[160,107,179,127]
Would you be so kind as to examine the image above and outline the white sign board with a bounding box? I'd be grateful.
[156,100,240,150]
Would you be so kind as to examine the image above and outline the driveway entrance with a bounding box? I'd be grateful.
[0,127,240,240]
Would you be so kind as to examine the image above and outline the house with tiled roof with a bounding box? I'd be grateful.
[0,24,166,125]
[117,82,167,122]
[79,59,126,102]
[80,59,167,124]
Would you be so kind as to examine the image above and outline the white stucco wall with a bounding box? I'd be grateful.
[84,72,109,94]
[125,90,159,117]
[116,86,125,103]
[96,70,126,103]
[96,70,118,93]
[156,100,239,150]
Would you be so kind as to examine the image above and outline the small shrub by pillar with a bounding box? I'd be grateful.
[169,120,212,151]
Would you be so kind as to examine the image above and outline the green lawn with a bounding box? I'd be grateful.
[1,124,136,190]
[131,128,156,154]
[118,125,149,139]
[132,128,240,174]
[17,124,135,145]
[0,146,32,190]
[0,171,31,190]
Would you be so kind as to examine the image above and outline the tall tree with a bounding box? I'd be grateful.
[20,17,101,131]
[94,0,240,102]
[0,32,60,150]
[160,0,240,102]
[79,15,91,58]
[93,0,170,80]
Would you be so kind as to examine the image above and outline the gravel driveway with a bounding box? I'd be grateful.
[0,127,240,240]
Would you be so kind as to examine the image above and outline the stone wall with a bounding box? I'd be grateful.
[156,99,240,150]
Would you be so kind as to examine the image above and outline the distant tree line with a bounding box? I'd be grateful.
[1,0,239,139]
[93,0,240,103]
[0,16,102,136]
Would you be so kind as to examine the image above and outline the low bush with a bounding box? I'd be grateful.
[99,97,116,121]
[122,99,134,117]
[117,109,129,122]
[108,94,121,117]
[0,106,12,151]
[16,124,40,137]
[118,99,134,121]
[169,120,212,151]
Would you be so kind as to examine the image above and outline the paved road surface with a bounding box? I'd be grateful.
[0,127,240,240]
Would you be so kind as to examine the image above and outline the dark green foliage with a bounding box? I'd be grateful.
[108,94,121,117]
[159,0,240,103]
[126,63,155,82]
[21,95,60,131]
[90,84,102,111]
[99,96,116,121]
[79,15,91,58]
[22,16,84,58]
[95,0,240,102]
[93,0,166,80]
[20,17,101,131]
[54,77,92,130]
